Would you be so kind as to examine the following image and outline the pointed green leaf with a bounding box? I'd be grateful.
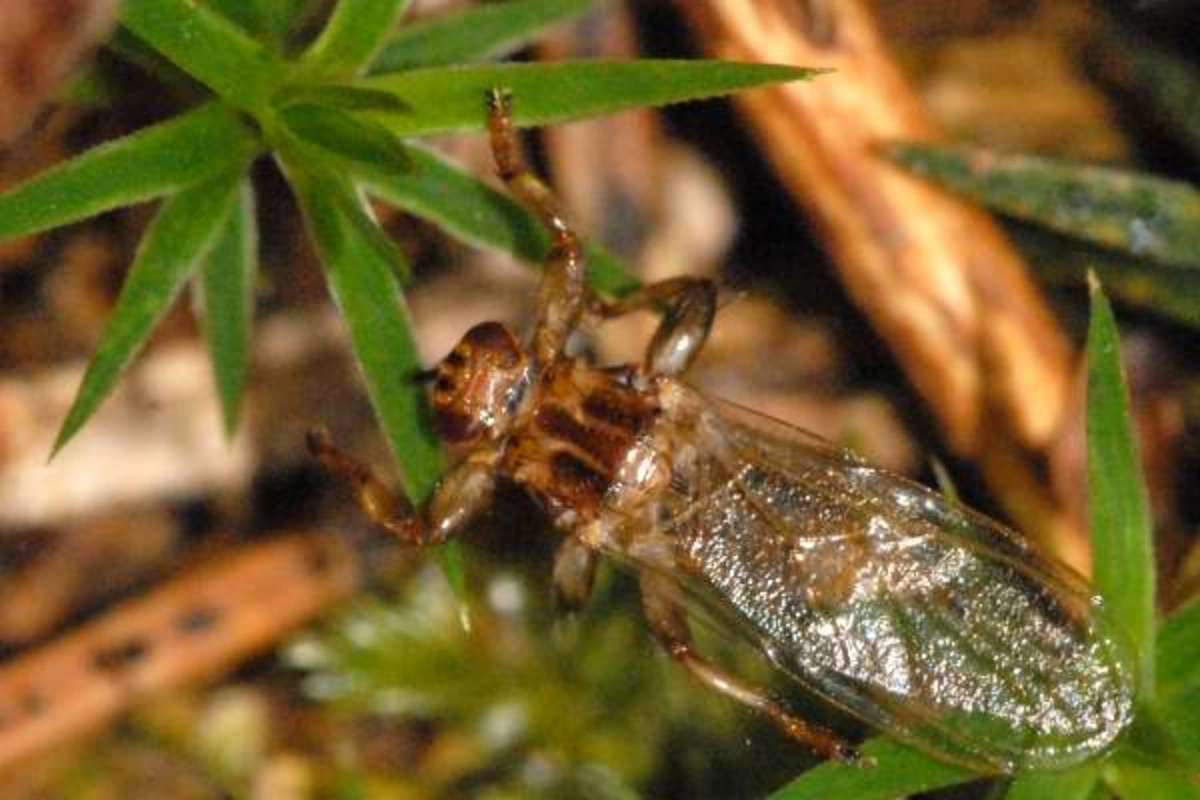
[1151,600,1200,768]
[54,170,245,454]
[120,0,289,110]
[1106,764,1200,800]
[197,178,258,437]
[1012,225,1200,330]
[1087,280,1155,699]
[767,738,978,800]
[353,144,638,296]
[289,161,464,596]
[360,60,823,136]
[274,83,409,113]
[887,142,1200,271]
[280,104,412,176]
[0,103,256,241]
[1005,764,1098,800]
[204,0,306,45]
[287,164,441,501]
[302,0,412,77]
[371,0,594,73]
[1156,600,1200,698]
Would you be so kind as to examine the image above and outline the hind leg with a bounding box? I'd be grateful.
[639,571,863,763]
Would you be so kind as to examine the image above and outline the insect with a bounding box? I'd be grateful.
[308,88,1134,773]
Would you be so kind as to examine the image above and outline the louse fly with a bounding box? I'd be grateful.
[308,88,1133,773]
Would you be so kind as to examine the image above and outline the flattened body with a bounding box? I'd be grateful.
[590,381,1134,773]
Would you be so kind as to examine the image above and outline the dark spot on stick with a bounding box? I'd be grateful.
[177,605,221,634]
[92,636,149,673]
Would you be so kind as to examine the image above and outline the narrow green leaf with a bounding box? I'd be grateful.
[120,0,289,111]
[1012,225,1200,330]
[0,103,256,241]
[360,60,823,136]
[105,27,207,101]
[274,83,409,113]
[767,738,978,800]
[54,170,245,454]
[280,104,411,175]
[1105,764,1200,800]
[887,142,1200,271]
[1117,37,1200,162]
[371,0,594,73]
[1087,280,1155,699]
[288,161,464,597]
[353,144,639,295]
[1156,600,1200,698]
[1151,600,1200,768]
[203,0,307,45]
[197,178,258,437]
[203,0,270,39]
[287,165,442,501]
[1005,764,1099,800]
[302,0,411,77]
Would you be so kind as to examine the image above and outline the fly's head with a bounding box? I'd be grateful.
[428,321,531,446]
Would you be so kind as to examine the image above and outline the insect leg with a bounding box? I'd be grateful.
[639,571,863,763]
[486,88,585,366]
[551,537,599,610]
[592,277,717,377]
[307,430,495,545]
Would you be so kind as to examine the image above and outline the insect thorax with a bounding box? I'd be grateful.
[500,359,663,527]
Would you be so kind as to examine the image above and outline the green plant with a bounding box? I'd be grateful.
[769,281,1198,799]
[0,0,816,522]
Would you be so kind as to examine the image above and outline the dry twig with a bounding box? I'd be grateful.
[0,531,358,774]
[675,0,1085,568]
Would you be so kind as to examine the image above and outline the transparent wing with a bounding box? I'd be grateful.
[620,388,1133,773]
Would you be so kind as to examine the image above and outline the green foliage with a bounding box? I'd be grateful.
[1086,281,1156,697]
[768,285,1198,798]
[887,143,1200,272]
[285,567,679,797]
[197,179,257,436]
[0,0,818,499]
[372,0,593,73]
[54,168,246,454]
[885,143,1200,329]
[1112,36,1200,162]
[767,738,978,800]
[0,103,255,239]
[1012,225,1200,329]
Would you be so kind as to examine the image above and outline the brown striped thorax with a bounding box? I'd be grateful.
[430,320,661,528]
[309,88,1134,775]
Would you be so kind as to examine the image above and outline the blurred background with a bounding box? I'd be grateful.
[0,0,1197,797]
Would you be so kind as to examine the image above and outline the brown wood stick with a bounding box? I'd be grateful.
[0,531,358,774]
[674,0,1086,569]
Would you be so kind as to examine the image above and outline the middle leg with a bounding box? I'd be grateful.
[590,277,717,378]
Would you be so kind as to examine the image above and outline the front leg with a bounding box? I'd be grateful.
[307,430,495,545]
